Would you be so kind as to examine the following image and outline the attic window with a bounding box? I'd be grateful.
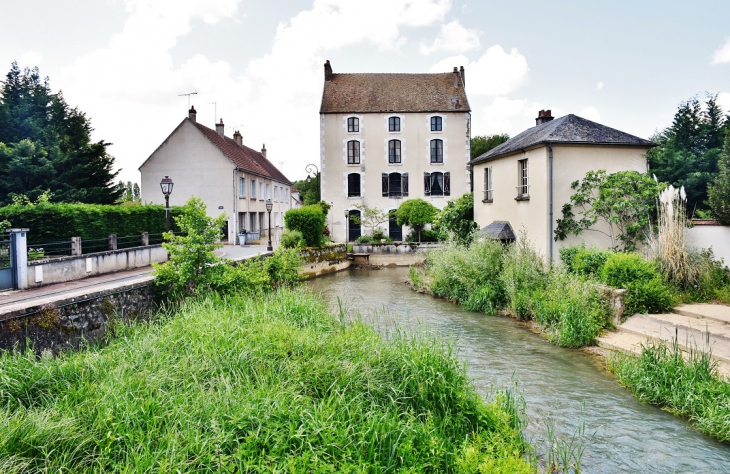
[431,116,442,132]
[389,116,400,132]
[347,117,359,133]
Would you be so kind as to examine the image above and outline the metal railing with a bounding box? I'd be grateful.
[26,232,175,260]
[26,239,74,260]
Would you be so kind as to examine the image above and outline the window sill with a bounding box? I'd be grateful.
[430,130,444,134]
[347,163,361,166]
[429,162,444,166]
[515,195,530,201]
[482,199,493,204]
[348,196,362,199]
[388,162,403,166]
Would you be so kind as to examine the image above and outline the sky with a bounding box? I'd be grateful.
[0,0,728,184]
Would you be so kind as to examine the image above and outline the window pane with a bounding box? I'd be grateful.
[348,117,359,132]
[431,116,442,131]
[389,140,401,163]
[431,172,443,196]
[389,117,400,132]
[430,140,443,163]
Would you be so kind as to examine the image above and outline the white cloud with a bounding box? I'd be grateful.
[59,0,454,183]
[596,81,604,91]
[419,20,481,54]
[580,106,601,122]
[711,37,730,64]
[717,92,730,114]
[19,51,43,68]
[430,45,529,96]
[476,96,558,136]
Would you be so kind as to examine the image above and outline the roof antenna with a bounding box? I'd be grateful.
[178,92,197,109]
[209,101,217,124]
[279,162,284,171]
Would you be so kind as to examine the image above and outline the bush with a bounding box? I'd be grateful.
[434,193,478,246]
[571,247,612,277]
[559,245,582,270]
[601,252,673,314]
[500,232,547,319]
[280,229,304,249]
[284,205,326,247]
[406,229,441,242]
[372,229,385,240]
[0,202,183,242]
[355,235,373,244]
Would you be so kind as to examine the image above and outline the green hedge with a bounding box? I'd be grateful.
[284,205,325,247]
[0,203,184,243]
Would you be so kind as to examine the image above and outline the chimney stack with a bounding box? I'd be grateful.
[324,60,333,81]
[216,118,224,137]
[453,67,459,87]
[233,130,242,146]
[261,143,267,158]
[459,65,465,87]
[535,109,554,126]
[188,105,197,123]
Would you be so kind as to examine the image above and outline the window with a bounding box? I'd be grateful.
[250,179,256,199]
[431,116,442,131]
[266,183,271,200]
[424,171,450,197]
[249,213,257,232]
[274,186,278,202]
[260,182,264,200]
[275,212,280,227]
[347,117,359,132]
[388,139,401,164]
[483,167,493,202]
[347,140,360,164]
[382,172,409,198]
[517,159,529,198]
[389,116,400,132]
[347,173,361,197]
[430,139,443,163]
[239,177,246,197]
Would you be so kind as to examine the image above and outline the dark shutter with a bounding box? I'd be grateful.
[424,172,431,196]
[382,172,389,197]
[402,172,409,197]
[444,172,451,196]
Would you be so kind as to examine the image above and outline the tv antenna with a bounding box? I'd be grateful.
[209,102,217,124]
[279,162,284,171]
[178,92,197,108]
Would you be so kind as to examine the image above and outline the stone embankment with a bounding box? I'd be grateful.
[598,303,730,377]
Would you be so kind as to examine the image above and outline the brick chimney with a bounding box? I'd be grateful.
[453,67,460,87]
[233,130,242,146]
[261,143,267,158]
[188,105,197,123]
[216,118,224,137]
[459,65,465,87]
[324,60,333,81]
[535,109,554,126]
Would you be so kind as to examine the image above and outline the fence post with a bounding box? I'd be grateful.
[71,237,82,256]
[7,228,29,290]
[108,234,117,251]
[141,232,149,246]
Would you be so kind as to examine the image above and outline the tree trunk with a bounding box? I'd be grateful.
[418,226,422,243]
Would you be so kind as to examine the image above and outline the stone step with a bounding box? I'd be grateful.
[673,303,730,324]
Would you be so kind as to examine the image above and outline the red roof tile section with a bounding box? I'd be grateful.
[320,73,470,114]
[194,121,291,185]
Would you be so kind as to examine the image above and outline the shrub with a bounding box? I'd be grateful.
[406,229,441,242]
[372,229,385,240]
[355,235,373,244]
[559,245,582,271]
[284,205,326,247]
[434,193,478,246]
[625,278,674,315]
[396,199,438,242]
[601,252,673,314]
[280,229,304,249]
[571,247,612,277]
[500,232,547,319]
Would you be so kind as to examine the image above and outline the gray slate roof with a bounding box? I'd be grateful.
[470,114,655,164]
[478,221,516,241]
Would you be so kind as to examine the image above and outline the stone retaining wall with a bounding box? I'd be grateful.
[351,242,441,266]
[0,280,158,355]
[299,244,350,278]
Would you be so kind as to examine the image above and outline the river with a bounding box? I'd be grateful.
[308,267,730,473]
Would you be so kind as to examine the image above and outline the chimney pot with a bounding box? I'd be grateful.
[535,109,554,126]
[233,130,242,146]
[459,65,465,87]
[216,118,225,137]
[324,60,333,81]
[453,67,459,87]
[261,143,267,158]
[188,105,197,123]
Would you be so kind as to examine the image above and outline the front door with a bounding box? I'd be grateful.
[348,210,361,242]
[389,213,402,241]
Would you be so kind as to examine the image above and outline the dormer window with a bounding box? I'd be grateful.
[431,116,442,131]
[389,116,400,132]
[347,117,359,132]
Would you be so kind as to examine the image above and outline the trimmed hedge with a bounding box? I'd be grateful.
[284,205,325,247]
[0,203,184,243]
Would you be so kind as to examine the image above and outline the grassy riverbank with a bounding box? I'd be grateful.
[607,339,730,442]
[0,288,532,472]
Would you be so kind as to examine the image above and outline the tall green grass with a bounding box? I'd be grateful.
[0,289,532,472]
[607,337,730,442]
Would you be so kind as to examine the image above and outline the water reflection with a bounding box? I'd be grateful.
[308,268,730,473]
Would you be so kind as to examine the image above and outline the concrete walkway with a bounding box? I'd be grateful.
[598,303,730,377]
[0,244,272,317]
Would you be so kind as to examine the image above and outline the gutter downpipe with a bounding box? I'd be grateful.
[548,143,554,263]
[233,168,238,245]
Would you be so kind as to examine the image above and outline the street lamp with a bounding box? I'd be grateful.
[344,208,349,243]
[160,176,174,232]
[305,163,319,183]
[266,198,273,251]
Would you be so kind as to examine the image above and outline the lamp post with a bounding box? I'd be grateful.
[305,163,319,183]
[344,208,349,243]
[266,198,273,251]
[160,176,174,233]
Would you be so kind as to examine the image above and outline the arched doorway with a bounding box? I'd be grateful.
[348,209,361,242]
[388,211,402,241]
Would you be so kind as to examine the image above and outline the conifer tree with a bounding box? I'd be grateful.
[708,131,730,224]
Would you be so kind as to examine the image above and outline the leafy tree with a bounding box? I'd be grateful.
[291,172,321,206]
[350,205,389,235]
[708,131,730,224]
[116,181,141,203]
[153,197,227,298]
[435,193,478,245]
[0,62,121,204]
[396,199,438,243]
[647,94,728,214]
[471,134,509,160]
[554,170,662,252]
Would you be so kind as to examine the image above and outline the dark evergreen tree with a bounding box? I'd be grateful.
[470,133,509,160]
[708,131,730,224]
[0,62,121,204]
[647,94,728,214]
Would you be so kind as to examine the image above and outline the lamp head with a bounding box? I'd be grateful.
[265,199,273,212]
[160,176,174,196]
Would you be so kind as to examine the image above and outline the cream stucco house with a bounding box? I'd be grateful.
[139,107,292,244]
[470,110,655,259]
[319,60,471,242]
